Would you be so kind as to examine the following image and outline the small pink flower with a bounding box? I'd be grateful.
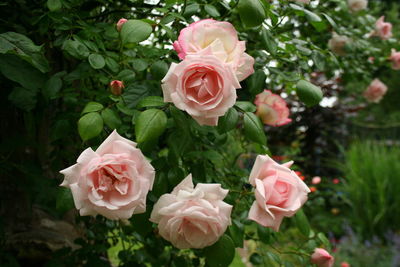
[347,0,368,12]
[248,155,310,231]
[150,174,232,249]
[161,49,241,126]
[368,56,375,63]
[116,18,128,32]
[254,90,292,127]
[312,176,322,185]
[333,178,340,184]
[60,131,155,220]
[110,80,125,96]
[363,78,388,103]
[341,262,351,267]
[173,19,254,81]
[389,49,400,70]
[311,248,335,267]
[371,16,392,40]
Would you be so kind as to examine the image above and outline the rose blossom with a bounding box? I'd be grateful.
[312,176,321,185]
[110,80,124,95]
[341,262,351,267]
[254,90,292,127]
[370,16,392,40]
[328,32,350,56]
[173,19,254,81]
[363,78,388,103]
[248,155,310,231]
[162,49,241,126]
[116,18,128,32]
[150,174,232,249]
[311,248,335,267]
[60,130,155,220]
[347,0,367,12]
[389,49,400,70]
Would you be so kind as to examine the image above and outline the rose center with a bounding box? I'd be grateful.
[185,67,221,104]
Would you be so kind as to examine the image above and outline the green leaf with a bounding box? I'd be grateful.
[47,0,62,11]
[304,10,327,32]
[137,96,165,109]
[105,57,120,73]
[257,224,271,244]
[243,112,266,145]
[0,54,45,90]
[0,32,49,73]
[121,20,152,45]
[117,69,136,83]
[296,45,312,56]
[317,232,331,249]
[101,108,122,129]
[183,3,200,17]
[296,80,323,107]
[8,87,37,111]
[205,4,220,17]
[78,112,103,141]
[135,109,167,143]
[82,102,104,114]
[62,39,89,59]
[235,101,256,112]
[132,59,148,72]
[150,60,169,80]
[261,28,277,55]
[204,235,235,267]
[247,69,266,96]
[42,75,62,100]
[312,51,326,71]
[294,209,311,236]
[218,108,239,133]
[238,0,266,28]
[88,54,105,69]
[56,187,74,214]
[123,83,150,108]
[228,220,244,248]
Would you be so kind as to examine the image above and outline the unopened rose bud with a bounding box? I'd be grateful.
[333,178,340,184]
[311,248,335,267]
[116,18,128,32]
[110,80,124,95]
[341,262,351,267]
[312,176,322,184]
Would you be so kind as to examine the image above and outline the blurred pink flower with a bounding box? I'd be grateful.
[312,176,322,184]
[254,90,292,127]
[116,18,128,32]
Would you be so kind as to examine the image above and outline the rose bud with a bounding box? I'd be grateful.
[311,248,335,267]
[116,18,128,32]
[312,176,322,185]
[110,80,125,96]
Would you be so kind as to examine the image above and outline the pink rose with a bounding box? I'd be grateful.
[60,130,155,220]
[116,18,128,32]
[328,32,350,56]
[110,80,124,96]
[254,90,292,127]
[173,19,254,82]
[311,248,335,267]
[371,16,392,40]
[341,262,351,267]
[248,155,310,231]
[363,78,388,103]
[312,176,321,185]
[389,49,400,70]
[150,174,232,249]
[347,0,368,12]
[161,49,241,126]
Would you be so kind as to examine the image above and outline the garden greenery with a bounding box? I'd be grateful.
[1,0,399,266]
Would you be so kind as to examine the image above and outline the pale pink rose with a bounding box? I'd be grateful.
[311,248,335,267]
[347,0,367,12]
[173,19,254,81]
[116,18,128,32]
[389,49,400,70]
[254,90,292,127]
[110,80,124,95]
[150,174,232,249]
[371,16,392,40]
[248,155,310,231]
[368,56,375,63]
[161,49,241,126]
[312,176,321,185]
[363,78,388,103]
[341,262,351,267]
[60,130,155,220]
[328,32,350,56]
